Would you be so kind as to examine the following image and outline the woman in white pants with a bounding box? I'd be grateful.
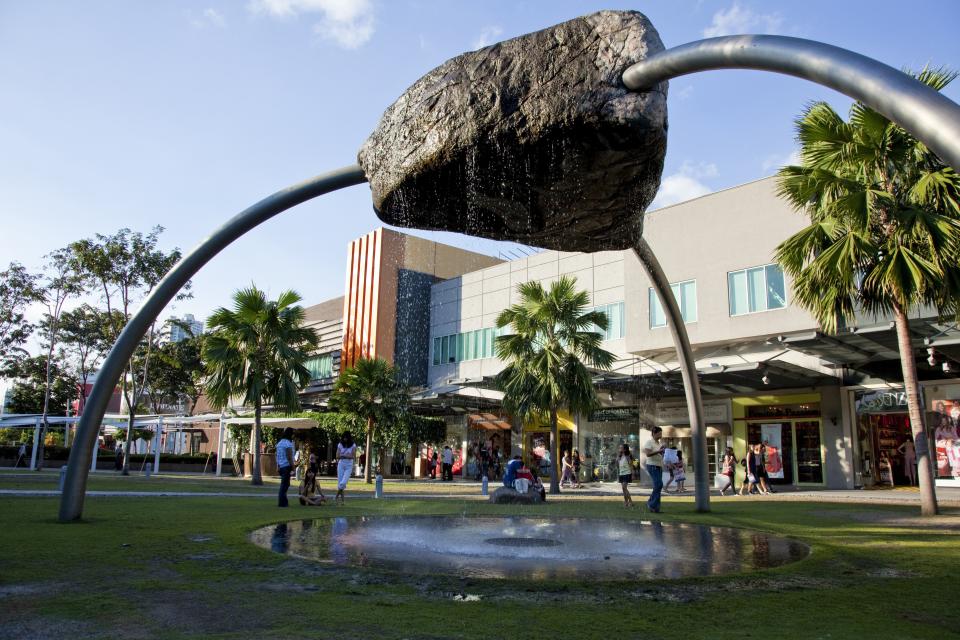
[335,431,357,505]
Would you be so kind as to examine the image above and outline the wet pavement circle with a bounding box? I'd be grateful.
[250,516,809,580]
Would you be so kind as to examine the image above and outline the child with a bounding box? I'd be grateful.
[674,450,686,492]
[617,443,635,508]
[299,453,326,506]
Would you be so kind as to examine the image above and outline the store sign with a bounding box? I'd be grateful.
[588,407,640,422]
[656,402,729,425]
[855,390,914,413]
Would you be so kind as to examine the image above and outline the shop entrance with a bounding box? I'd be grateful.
[743,400,824,486]
[854,390,915,487]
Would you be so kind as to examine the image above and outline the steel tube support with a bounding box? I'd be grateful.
[633,239,710,512]
[59,164,367,522]
[622,35,960,172]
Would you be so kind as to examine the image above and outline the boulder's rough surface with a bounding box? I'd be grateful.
[489,486,544,505]
[358,10,667,252]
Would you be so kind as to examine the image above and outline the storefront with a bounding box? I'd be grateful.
[733,393,825,486]
[523,411,575,479]
[578,407,640,482]
[923,383,960,488]
[655,401,731,483]
[464,413,512,480]
[853,389,914,487]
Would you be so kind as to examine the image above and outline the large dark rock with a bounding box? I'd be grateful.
[358,10,667,252]
[489,486,544,505]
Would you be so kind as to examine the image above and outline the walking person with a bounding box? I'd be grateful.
[617,443,635,508]
[335,431,356,505]
[742,444,761,496]
[275,428,295,508]
[674,450,687,492]
[719,447,738,496]
[643,427,666,513]
[429,449,438,479]
[572,448,584,488]
[560,450,577,488]
[758,443,774,494]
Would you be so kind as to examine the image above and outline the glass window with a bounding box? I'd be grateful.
[649,281,696,327]
[483,328,493,357]
[464,331,474,360]
[433,337,441,366]
[472,330,481,360]
[766,264,786,309]
[440,335,449,364]
[729,264,786,315]
[454,334,463,362]
[305,354,333,380]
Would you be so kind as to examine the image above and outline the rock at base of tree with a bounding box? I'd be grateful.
[489,486,544,505]
[358,10,667,253]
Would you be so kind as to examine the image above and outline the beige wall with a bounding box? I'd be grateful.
[625,177,819,354]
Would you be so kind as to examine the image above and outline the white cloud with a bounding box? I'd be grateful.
[675,84,695,100]
[650,162,718,209]
[473,26,503,49]
[703,2,783,38]
[248,0,375,49]
[186,8,227,29]
[761,149,801,173]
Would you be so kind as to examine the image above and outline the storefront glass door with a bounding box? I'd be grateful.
[795,421,824,483]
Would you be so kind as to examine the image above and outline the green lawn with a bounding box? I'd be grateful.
[1,491,958,639]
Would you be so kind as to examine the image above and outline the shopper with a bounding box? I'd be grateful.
[617,443,635,508]
[898,438,917,486]
[560,451,577,488]
[335,431,357,505]
[429,450,438,479]
[758,443,773,494]
[719,447,738,496]
[572,448,584,488]
[742,443,761,496]
[642,427,666,513]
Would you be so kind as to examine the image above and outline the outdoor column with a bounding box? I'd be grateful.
[29,416,41,470]
[215,416,224,477]
[153,417,162,475]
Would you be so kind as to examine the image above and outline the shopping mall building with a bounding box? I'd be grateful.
[299,176,960,490]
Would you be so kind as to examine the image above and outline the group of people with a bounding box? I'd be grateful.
[502,454,547,500]
[427,445,455,481]
[275,428,358,508]
[559,449,584,488]
[715,444,778,496]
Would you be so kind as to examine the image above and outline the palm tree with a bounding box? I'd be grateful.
[203,287,318,485]
[775,67,960,516]
[495,276,615,494]
[330,357,409,483]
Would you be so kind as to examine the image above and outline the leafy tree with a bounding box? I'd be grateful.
[775,68,960,517]
[495,276,615,494]
[71,227,184,475]
[57,304,115,412]
[35,247,85,470]
[145,330,204,415]
[5,354,78,416]
[203,287,318,485]
[0,262,43,367]
[329,357,409,483]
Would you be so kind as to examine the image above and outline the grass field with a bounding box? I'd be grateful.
[1,478,958,639]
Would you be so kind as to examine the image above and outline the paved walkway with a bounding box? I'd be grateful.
[3,486,959,507]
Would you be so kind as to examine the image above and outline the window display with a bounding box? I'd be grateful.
[928,398,960,481]
[854,390,914,487]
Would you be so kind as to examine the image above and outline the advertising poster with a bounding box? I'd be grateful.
[930,400,960,479]
[761,424,785,479]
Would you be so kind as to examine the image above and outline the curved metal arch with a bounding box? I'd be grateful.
[622,35,960,171]
[59,165,368,521]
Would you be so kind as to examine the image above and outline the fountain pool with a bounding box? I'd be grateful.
[250,516,808,580]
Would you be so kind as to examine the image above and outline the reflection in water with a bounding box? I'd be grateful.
[250,516,808,581]
[270,523,289,554]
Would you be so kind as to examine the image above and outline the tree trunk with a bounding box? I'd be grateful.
[549,408,560,494]
[251,401,263,485]
[364,416,374,484]
[36,338,57,472]
[122,410,134,476]
[892,303,938,516]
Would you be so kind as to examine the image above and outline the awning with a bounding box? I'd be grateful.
[661,424,730,438]
[223,417,319,430]
[467,413,511,430]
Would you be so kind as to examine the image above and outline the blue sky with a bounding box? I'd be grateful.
[2,0,958,328]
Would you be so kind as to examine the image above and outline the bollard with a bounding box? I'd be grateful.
[481,475,488,496]
[145,462,152,479]
[58,465,67,492]
[374,473,384,498]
